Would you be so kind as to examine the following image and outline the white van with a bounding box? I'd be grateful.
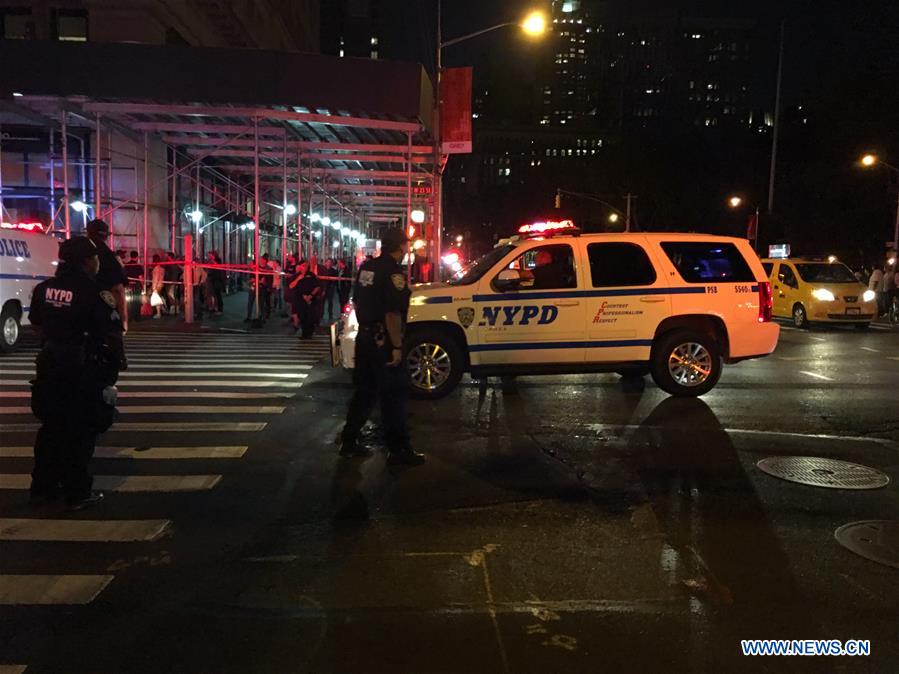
[335,222,779,398]
[0,225,59,351]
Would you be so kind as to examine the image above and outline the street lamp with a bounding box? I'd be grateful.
[435,7,548,278]
[608,212,619,223]
[728,195,743,209]
[410,209,426,224]
[70,200,88,213]
[858,153,899,258]
[455,234,463,243]
[284,204,297,216]
[190,209,203,224]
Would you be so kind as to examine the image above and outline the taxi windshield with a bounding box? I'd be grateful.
[795,263,857,284]
[446,244,515,286]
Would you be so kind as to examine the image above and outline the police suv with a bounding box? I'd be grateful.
[0,223,59,352]
[335,221,779,398]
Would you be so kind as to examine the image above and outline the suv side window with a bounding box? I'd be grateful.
[778,264,798,288]
[762,262,774,277]
[587,242,657,287]
[501,244,577,290]
[660,242,755,283]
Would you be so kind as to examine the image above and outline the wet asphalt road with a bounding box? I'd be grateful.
[1,322,897,673]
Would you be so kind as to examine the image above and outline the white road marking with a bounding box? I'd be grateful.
[0,518,171,542]
[0,370,307,379]
[0,380,303,388]
[1,446,248,459]
[0,575,114,606]
[799,370,834,381]
[888,356,899,361]
[808,336,826,342]
[0,405,284,415]
[0,474,221,492]
[859,346,880,353]
[0,391,295,399]
[1,359,316,368]
[1,422,266,432]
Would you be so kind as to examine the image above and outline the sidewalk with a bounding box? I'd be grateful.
[128,292,339,336]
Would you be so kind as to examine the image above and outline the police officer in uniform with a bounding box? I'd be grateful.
[339,228,424,466]
[86,219,129,332]
[28,236,126,510]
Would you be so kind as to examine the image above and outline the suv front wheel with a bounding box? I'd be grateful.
[404,328,464,400]
[650,329,722,397]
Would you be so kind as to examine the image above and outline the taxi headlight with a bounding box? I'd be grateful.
[862,289,876,303]
[811,288,836,302]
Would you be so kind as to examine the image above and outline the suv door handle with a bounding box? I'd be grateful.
[639,297,666,303]
[553,300,580,307]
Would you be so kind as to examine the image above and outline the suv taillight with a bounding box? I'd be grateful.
[758,281,773,323]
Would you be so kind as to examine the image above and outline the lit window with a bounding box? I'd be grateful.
[339,49,345,57]
[56,10,88,42]
[371,36,378,46]
[562,1,576,12]
[370,50,378,59]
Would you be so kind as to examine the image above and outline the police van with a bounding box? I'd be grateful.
[335,221,779,398]
[0,223,59,352]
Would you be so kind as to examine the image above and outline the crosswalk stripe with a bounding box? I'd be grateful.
[0,391,295,399]
[1,370,308,378]
[0,518,171,542]
[1,446,248,459]
[0,474,222,492]
[0,574,114,606]
[0,405,284,415]
[2,422,266,432]
[1,360,317,369]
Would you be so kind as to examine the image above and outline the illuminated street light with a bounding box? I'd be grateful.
[321,217,331,227]
[728,196,743,209]
[332,220,342,230]
[410,209,426,224]
[860,154,877,167]
[310,213,321,223]
[608,212,619,223]
[332,241,340,249]
[857,153,899,258]
[827,255,837,263]
[455,235,464,243]
[284,204,297,216]
[190,210,203,224]
[341,227,351,236]
[70,200,88,213]
[521,11,547,37]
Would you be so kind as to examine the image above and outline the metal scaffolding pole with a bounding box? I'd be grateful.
[94,113,102,217]
[195,163,201,260]
[296,149,303,260]
[405,131,413,283]
[281,133,288,271]
[61,111,70,239]
[253,116,261,320]
[170,150,176,252]
[49,127,55,228]
[143,132,149,284]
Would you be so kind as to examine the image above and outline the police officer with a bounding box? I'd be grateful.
[339,228,424,466]
[86,219,129,332]
[28,236,126,510]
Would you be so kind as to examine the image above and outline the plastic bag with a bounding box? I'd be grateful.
[150,291,165,307]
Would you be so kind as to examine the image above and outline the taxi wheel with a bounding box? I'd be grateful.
[650,329,722,397]
[0,305,21,353]
[792,303,809,329]
[404,329,464,400]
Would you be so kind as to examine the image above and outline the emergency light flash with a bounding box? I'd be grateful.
[518,219,577,235]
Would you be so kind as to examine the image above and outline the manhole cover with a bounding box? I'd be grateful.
[756,456,889,490]
[835,521,899,569]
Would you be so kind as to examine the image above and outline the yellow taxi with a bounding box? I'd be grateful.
[760,257,877,328]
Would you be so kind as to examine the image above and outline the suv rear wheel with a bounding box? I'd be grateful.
[404,328,464,400]
[650,329,722,397]
[1,304,21,353]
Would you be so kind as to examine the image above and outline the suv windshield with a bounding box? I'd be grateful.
[795,263,857,284]
[446,244,515,285]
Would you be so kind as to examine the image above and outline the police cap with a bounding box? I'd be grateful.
[86,219,110,235]
[59,236,99,264]
[380,228,408,254]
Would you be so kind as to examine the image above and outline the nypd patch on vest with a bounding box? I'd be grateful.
[391,274,406,291]
[100,290,117,308]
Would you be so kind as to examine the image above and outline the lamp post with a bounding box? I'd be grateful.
[434,6,546,278]
[859,154,899,258]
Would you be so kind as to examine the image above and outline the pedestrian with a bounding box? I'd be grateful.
[271,257,283,314]
[205,251,225,314]
[122,251,142,284]
[122,251,143,323]
[192,259,207,320]
[869,267,885,316]
[150,253,166,319]
[338,228,423,465]
[28,236,126,510]
[260,253,273,320]
[289,259,321,338]
[164,252,181,314]
[86,219,129,333]
[320,257,337,322]
[336,258,351,308]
